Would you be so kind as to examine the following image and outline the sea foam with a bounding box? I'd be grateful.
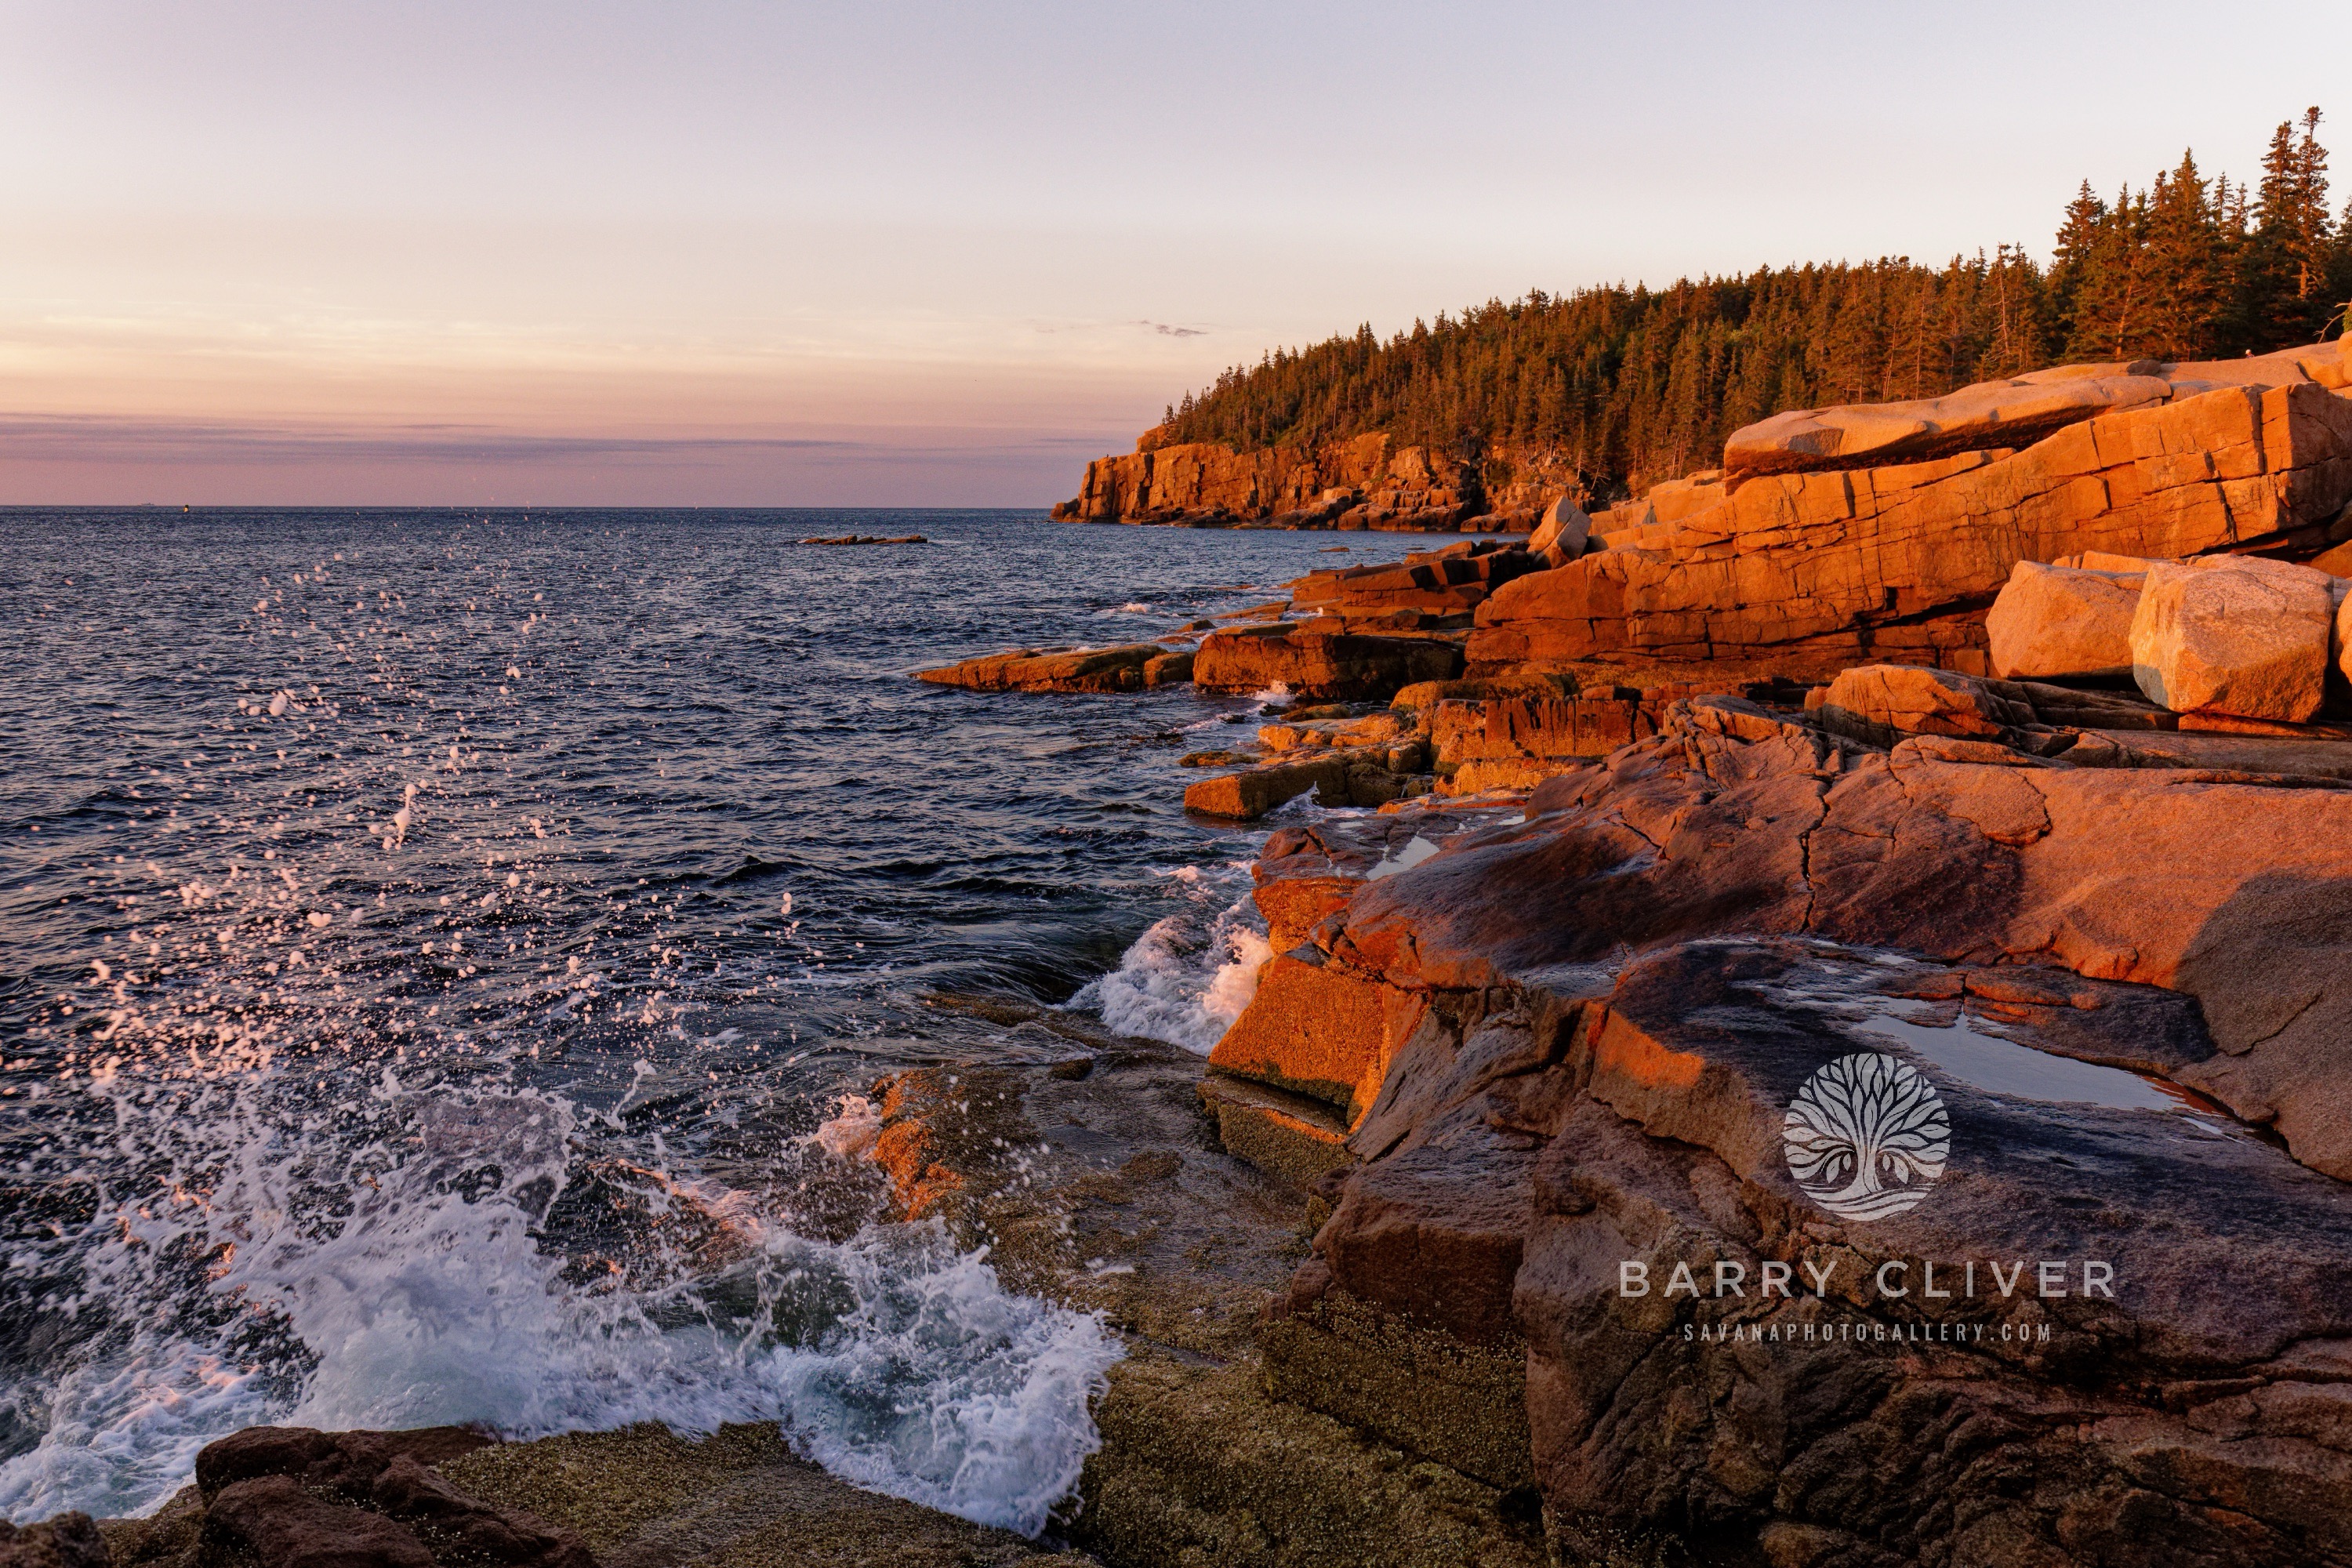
[0,1064,1119,1536]
[1079,863,1270,1054]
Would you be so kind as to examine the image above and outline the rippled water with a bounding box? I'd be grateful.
[0,506,1428,1531]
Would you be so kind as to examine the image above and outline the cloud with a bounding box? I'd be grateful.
[1138,321,1207,337]
[0,415,1115,468]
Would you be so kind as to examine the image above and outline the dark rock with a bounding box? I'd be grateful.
[1210,688,2352,1562]
[200,1476,434,1568]
[186,1427,590,1568]
[0,1514,110,1568]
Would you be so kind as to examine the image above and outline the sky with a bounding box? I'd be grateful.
[4,1,2350,507]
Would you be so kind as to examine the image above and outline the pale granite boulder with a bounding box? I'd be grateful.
[2129,555,2335,720]
[1984,558,2143,679]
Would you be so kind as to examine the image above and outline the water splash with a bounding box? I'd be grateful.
[0,1062,1119,1535]
[1079,864,1270,1053]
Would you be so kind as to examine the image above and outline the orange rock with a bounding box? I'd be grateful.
[1809,663,2035,749]
[1207,953,1432,1124]
[1984,559,2142,679]
[1193,622,1463,699]
[1722,340,2348,479]
[2129,557,2335,720]
[1470,379,2352,676]
[916,643,1167,693]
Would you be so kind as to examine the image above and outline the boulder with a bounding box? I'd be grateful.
[1182,754,1352,820]
[1984,558,2143,679]
[916,643,1167,693]
[132,1426,601,1568]
[1807,663,2038,750]
[2130,556,2336,720]
[1526,498,1590,566]
[1192,623,1463,700]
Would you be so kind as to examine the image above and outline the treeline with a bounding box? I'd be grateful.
[1155,111,2352,496]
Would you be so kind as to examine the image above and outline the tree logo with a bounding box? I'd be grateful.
[1784,1053,1949,1221]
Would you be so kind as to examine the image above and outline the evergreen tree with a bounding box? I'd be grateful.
[1151,111,2340,496]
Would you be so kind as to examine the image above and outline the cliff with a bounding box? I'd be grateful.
[1049,433,1587,532]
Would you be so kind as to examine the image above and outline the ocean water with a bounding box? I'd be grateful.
[0,507,1432,1534]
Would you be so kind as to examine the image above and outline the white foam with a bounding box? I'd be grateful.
[0,1070,1121,1538]
[1080,866,1270,1054]
[814,1094,884,1159]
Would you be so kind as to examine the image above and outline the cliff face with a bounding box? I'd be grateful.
[1050,434,1586,532]
[1472,341,2352,680]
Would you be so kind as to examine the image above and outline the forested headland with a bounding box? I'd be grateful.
[1149,111,2352,498]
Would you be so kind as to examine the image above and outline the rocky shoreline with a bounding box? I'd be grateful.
[24,340,2352,1566]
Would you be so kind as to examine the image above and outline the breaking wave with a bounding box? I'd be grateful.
[1078,863,1272,1053]
[0,1062,1119,1536]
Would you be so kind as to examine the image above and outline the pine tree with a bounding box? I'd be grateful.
[1149,108,2332,494]
[2140,151,2221,359]
[2049,180,2109,350]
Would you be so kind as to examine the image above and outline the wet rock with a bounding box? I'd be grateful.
[2132,556,2336,720]
[440,1423,1082,1568]
[1986,557,2145,679]
[1142,649,1194,687]
[1076,1356,1544,1568]
[1195,1073,1353,1190]
[200,1477,436,1568]
[1512,938,2352,1566]
[915,643,1169,694]
[1193,622,1463,702]
[0,1514,109,1568]
[184,1426,589,1568]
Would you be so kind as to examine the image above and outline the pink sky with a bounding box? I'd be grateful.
[4,2,2348,506]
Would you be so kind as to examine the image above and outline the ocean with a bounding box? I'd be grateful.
[0,506,1432,1534]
